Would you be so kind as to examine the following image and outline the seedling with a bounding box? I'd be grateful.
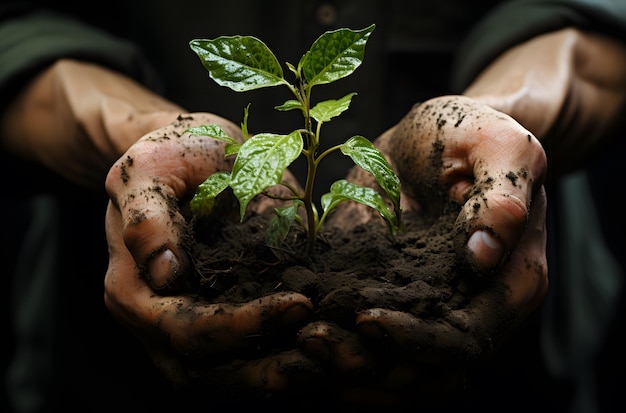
[187,24,403,255]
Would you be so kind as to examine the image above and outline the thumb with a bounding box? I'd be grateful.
[389,96,547,274]
[105,113,241,292]
[452,120,547,274]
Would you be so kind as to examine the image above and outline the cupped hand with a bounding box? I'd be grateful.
[306,95,548,404]
[104,113,317,396]
[389,96,548,277]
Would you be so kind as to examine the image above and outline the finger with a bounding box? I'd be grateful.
[356,308,480,364]
[164,293,314,357]
[298,321,371,372]
[104,201,193,385]
[105,113,241,291]
[450,118,546,273]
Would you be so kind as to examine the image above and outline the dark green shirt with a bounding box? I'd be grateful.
[2,1,626,411]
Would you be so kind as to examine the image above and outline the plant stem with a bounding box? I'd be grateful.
[303,146,318,255]
[298,77,319,255]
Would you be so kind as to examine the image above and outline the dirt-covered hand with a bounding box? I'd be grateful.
[299,191,546,404]
[315,95,548,405]
[104,113,316,395]
[105,112,302,291]
[105,112,241,291]
[105,202,318,395]
[359,94,547,326]
[335,95,547,277]
[390,96,547,277]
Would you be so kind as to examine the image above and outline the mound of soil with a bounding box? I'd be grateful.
[190,204,472,319]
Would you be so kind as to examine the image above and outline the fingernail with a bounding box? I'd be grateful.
[467,230,502,270]
[148,249,179,290]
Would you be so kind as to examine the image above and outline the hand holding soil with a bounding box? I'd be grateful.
[297,95,549,406]
[103,96,549,407]
[104,113,317,390]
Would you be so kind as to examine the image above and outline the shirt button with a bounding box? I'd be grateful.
[316,3,338,26]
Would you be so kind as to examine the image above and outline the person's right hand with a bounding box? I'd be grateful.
[104,113,318,398]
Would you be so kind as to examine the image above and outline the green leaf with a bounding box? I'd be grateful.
[185,123,240,156]
[340,136,401,215]
[321,179,397,234]
[266,201,302,250]
[286,61,298,77]
[310,92,356,123]
[224,143,241,157]
[190,171,231,215]
[185,124,238,145]
[275,99,303,112]
[190,36,288,91]
[301,24,375,87]
[230,131,303,219]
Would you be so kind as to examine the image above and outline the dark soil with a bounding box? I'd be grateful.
[190,204,471,321]
[184,198,494,409]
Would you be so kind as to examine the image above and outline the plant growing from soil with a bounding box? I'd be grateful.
[187,24,402,255]
[159,26,514,407]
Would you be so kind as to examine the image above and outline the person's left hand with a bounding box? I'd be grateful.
[298,96,549,406]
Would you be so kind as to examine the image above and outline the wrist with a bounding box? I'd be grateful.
[463,28,626,175]
[1,59,184,187]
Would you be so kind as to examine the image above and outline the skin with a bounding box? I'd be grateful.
[104,112,317,389]
[0,59,185,187]
[299,97,549,403]
[3,27,626,404]
[295,28,626,402]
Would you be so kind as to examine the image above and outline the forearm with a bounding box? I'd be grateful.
[463,28,626,176]
[0,59,184,188]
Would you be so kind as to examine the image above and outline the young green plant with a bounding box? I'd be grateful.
[187,24,403,255]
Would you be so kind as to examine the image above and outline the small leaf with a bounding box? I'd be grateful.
[224,143,241,157]
[341,136,401,215]
[266,201,302,250]
[286,61,298,77]
[190,171,231,215]
[301,24,375,87]
[241,104,251,140]
[230,131,303,219]
[310,92,356,123]
[190,36,288,91]
[185,124,238,145]
[275,99,303,112]
[321,179,397,234]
